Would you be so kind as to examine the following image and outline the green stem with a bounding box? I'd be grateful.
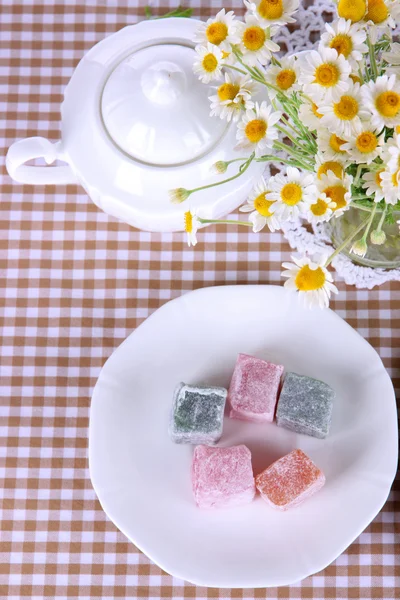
[187,154,254,196]
[367,34,378,81]
[325,215,371,266]
[353,164,364,187]
[199,218,252,227]
[256,154,311,169]
[273,141,314,170]
[275,124,312,155]
[376,205,388,230]
[225,64,248,76]
[360,203,378,241]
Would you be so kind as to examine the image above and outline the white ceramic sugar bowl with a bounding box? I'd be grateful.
[6,18,263,232]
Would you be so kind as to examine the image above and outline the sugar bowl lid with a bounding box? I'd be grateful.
[101,43,227,166]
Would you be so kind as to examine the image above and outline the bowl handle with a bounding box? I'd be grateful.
[6,137,78,185]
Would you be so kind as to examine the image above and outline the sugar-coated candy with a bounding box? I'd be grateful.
[192,444,256,509]
[256,449,325,511]
[228,354,284,423]
[169,382,227,445]
[276,372,334,439]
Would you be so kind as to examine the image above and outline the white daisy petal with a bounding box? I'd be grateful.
[194,9,240,51]
[281,254,335,309]
[236,100,282,157]
[361,74,400,130]
[209,73,256,122]
[297,46,352,103]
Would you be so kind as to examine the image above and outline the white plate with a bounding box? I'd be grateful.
[89,286,398,588]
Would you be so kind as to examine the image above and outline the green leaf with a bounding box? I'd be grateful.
[144,5,152,18]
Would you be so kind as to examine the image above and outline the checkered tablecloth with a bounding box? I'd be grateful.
[0,1,399,598]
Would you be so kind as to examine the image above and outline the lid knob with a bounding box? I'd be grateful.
[141,61,186,106]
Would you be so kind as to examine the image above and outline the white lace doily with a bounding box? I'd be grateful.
[263,1,400,289]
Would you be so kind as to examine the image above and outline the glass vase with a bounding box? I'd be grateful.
[329,205,400,269]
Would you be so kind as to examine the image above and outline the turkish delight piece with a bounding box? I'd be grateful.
[256,448,325,511]
[192,444,256,509]
[276,372,334,439]
[169,382,227,445]
[228,353,284,423]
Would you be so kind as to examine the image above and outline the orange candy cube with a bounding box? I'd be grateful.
[255,449,325,511]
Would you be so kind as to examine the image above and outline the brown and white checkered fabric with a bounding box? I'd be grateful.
[0,1,399,598]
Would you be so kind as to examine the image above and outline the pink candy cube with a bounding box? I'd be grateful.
[256,449,325,511]
[192,445,255,509]
[228,354,284,423]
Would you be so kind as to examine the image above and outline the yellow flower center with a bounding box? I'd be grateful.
[317,161,344,179]
[375,91,400,118]
[184,211,193,233]
[217,83,240,102]
[245,119,267,143]
[375,169,384,188]
[329,134,347,153]
[314,63,340,87]
[396,125,400,134]
[221,50,230,59]
[312,103,323,119]
[295,265,326,291]
[254,192,275,216]
[280,183,302,206]
[276,69,297,90]
[333,95,359,120]
[206,22,228,45]
[310,198,329,216]
[337,0,367,23]
[350,73,362,84]
[202,53,218,73]
[324,185,347,210]
[355,131,378,154]
[365,0,389,24]
[392,169,400,187]
[258,0,283,20]
[243,26,266,51]
[329,34,353,58]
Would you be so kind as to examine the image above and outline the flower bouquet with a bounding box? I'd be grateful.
[171,0,400,308]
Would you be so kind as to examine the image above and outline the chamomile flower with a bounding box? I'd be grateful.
[341,124,385,163]
[265,56,300,99]
[194,9,239,50]
[236,101,281,156]
[244,0,299,28]
[381,133,400,173]
[315,154,347,179]
[380,167,400,204]
[193,44,224,83]
[337,0,367,23]
[362,168,386,202]
[363,0,399,30]
[239,177,280,232]
[361,75,400,130]
[305,192,337,225]
[321,18,367,69]
[298,99,324,131]
[281,254,338,309]
[236,14,280,66]
[316,128,349,160]
[184,210,200,247]
[317,172,353,216]
[318,82,369,138]
[269,167,317,220]
[209,73,255,122]
[298,46,352,103]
